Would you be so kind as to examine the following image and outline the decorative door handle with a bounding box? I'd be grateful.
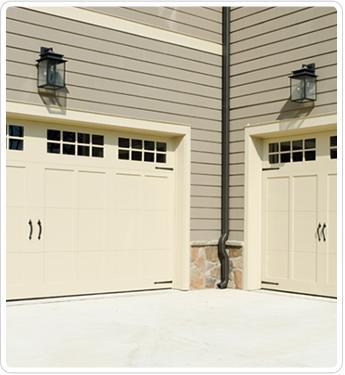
[317,223,321,241]
[28,220,33,240]
[322,223,326,242]
[37,220,42,240]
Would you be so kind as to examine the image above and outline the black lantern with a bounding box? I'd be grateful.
[36,47,67,89]
[289,63,317,103]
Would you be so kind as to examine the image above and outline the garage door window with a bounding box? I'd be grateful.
[118,137,167,163]
[47,130,104,157]
[7,125,24,151]
[269,138,316,164]
[330,136,337,159]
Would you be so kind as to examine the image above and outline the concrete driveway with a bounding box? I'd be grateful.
[4,289,339,370]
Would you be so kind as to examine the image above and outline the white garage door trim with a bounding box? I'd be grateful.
[243,112,338,292]
[5,100,191,294]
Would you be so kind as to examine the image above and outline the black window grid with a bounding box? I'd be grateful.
[118,137,167,163]
[268,138,316,164]
[47,130,104,157]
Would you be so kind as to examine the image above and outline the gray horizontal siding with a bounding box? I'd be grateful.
[84,6,222,43]
[6,6,223,242]
[228,6,337,242]
[230,7,334,40]
[231,12,336,54]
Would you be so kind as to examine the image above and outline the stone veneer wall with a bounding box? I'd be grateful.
[190,240,244,289]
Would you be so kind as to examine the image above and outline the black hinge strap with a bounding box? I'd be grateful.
[155,167,173,171]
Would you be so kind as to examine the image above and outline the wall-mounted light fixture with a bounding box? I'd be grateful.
[289,63,317,103]
[36,47,67,90]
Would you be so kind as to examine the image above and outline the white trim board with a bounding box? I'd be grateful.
[6,101,191,136]
[25,6,222,55]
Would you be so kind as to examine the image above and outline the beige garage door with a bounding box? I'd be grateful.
[261,130,337,297]
[6,121,175,300]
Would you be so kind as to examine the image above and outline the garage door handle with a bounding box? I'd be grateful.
[317,223,321,241]
[28,220,33,240]
[322,223,327,242]
[37,220,42,240]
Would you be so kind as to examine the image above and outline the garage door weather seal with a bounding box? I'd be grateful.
[217,7,230,289]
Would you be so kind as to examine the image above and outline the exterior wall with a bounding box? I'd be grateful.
[228,6,337,242]
[6,6,223,243]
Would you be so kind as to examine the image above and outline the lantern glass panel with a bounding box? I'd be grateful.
[46,61,65,89]
[37,59,48,87]
[305,75,316,101]
[38,58,65,89]
[290,76,305,102]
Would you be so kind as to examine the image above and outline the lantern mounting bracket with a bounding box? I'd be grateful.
[302,63,315,72]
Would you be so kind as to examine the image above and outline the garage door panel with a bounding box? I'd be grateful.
[110,250,143,280]
[24,253,44,285]
[6,207,25,253]
[292,252,317,282]
[78,171,106,209]
[143,175,171,211]
[44,208,74,252]
[266,250,289,279]
[77,251,105,282]
[78,209,105,251]
[327,211,337,254]
[6,166,26,207]
[113,210,141,250]
[141,250,172,281]
[293,212,318,252]
[44,169,74,208]
[143,211,171,250]
[293,175,317,212]
[266,211,289,251]
[327,254,337,284]
[267,177,289,211]
[327,174,337,212]
[6,253,25,286]
[115,173,141,210]
[44,252,75,284]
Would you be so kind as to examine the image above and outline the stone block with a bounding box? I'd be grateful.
[229,247,242,258]
[206,261,217,271]
[227,280,236,289]
[229,259,234,273]
[205,277,216,288]
[190,247,199,262]
[190,266,205,289]
[233,257,243,270]
[234,270,243,289]
[210,265,220,279]
[205,246,218,262]
[195,252,206,272]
